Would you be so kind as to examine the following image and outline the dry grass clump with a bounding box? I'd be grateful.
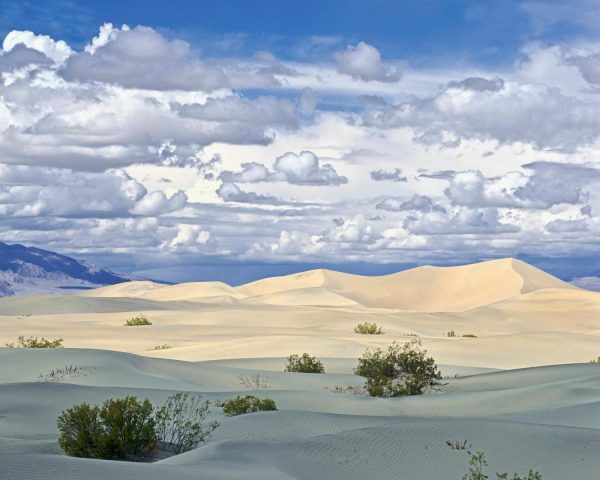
[6,335,63,348]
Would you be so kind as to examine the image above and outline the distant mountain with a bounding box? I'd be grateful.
[0,241,129,296]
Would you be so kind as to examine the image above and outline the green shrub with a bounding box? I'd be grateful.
[154,392,218,454]
[354,322,384,335]
[354,339,441,397]
[124,315,152,326]
[590,356,600,363]
[447,330,456,338]
[5,335,64,348]
[284,353,325,373]
[462,334,478,338]
[57,396,156,461]
[462,452,543,480]
[221,395,278,417]
[153,344,172,350]
[57,403,102,458]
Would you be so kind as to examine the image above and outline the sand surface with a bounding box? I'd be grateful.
[1,258,599,479]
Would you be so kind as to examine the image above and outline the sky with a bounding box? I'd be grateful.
[1,0,600,284]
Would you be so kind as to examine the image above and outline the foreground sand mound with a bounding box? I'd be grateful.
[237,258,573,311]
[1,349,599,480]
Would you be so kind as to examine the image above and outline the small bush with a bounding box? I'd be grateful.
[238,373,270,390]
[154,392,218,454]
[57,396,156,461]
[124,315,152,326]
[5,335,63,348]
[354,339,442,397]
[354,322,384,335]
[446,439,471,450]
[284,353,325,373]
[447,330,456,338]
[462,452,543,480]
[590,356,600,363]
[462,334,478,338]
[221,395,278,417]
[39,364,90,382]
[153,344,172,350]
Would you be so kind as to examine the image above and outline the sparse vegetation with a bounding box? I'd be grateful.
[462,452,543,480]
[447,330,456,338]
[446,439,471,450]
[326,385,364,395]
[354,322,384,335]
[354,339,442,397]
[57,396,156,460]
[221,395,278,417]
[154,392,218,454]
[238,373,270,390]
[124,315,152,326]
[462,334,478,338]
[5,335,64,348]
[38,364,91,382]
[152,344,172,350]
[57,393,218,460]
[284,353,325,373]
[590,356,600,363]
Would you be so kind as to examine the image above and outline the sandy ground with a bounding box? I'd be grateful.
[1,258,599,479]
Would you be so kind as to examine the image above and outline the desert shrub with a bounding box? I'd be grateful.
[462,334,478,338]
[57,396,156,460]
[124,315,152,326]
[446,439,471,450]
[238,373,270,389]
[354,339,441,397]
[5,335,63,348]
[57,403,102,458]
[590,356,600,363]
[284,353,325,373]
[462,452,543,480]
[221,395,278,417]
[154,392,218,454]
[153,344,172,350]
[354,322,384,335]
[447,330,456,338]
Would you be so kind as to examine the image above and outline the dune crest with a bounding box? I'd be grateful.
[237,258,573,312]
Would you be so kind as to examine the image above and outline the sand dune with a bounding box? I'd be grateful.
[238,258,574,311]
[1,258,599,479]
[1,349,599,479]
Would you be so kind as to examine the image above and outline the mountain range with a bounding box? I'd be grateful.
[0,241,129,296]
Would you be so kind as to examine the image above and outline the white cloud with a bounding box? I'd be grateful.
[2,30,73,63]
[60,24,279,91]
[334,42,402,82]
[131,190,187,216]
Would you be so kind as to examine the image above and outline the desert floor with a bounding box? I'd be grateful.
[1,258,599,479]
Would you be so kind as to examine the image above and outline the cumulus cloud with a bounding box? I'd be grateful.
[0,166,146,217]
[174,95,298,128]
[444,163,600,209]
[334,42,402,82]
[2,30,73,63]
[130,190,187,216]
[365,76,600,151]
[60,24,278,91]
[220,151,347,186]
[168,224,211,248]
[405,207,520,235]
[370,168,407,182]
[216,181,281,204]
[376,194,445,212]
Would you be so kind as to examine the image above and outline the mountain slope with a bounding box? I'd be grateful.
[0,241,129,296]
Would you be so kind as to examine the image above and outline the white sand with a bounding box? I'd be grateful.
[1,258,599,479]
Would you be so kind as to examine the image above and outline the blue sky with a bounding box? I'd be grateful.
[1,0,600,284]
[0,0,591,64]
